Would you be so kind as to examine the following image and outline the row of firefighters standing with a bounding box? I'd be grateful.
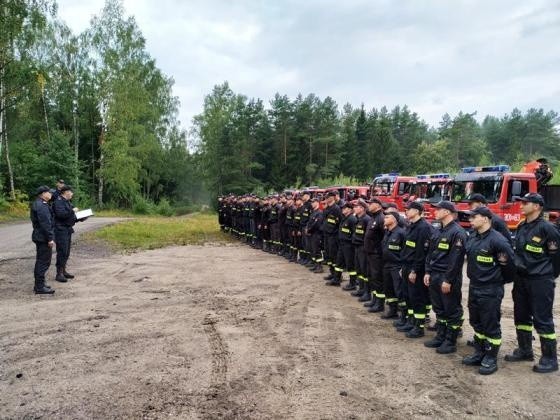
[218,190,560,375]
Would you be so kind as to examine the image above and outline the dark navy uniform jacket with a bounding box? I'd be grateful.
[401,217,433,273]
[514,216,560,279]
[466,228,516,287]
[31,198,54,243]
[425,220,467,283]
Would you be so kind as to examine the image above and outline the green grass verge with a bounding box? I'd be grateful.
[90,213,231,251]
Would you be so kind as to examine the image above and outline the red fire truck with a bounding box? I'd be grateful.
[369,173,416,212]
[410,173,453,220]
[449,165,560,231]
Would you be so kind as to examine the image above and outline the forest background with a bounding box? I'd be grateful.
[1,0,559,216]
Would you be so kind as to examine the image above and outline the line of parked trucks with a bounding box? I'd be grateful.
[289,161,560,232]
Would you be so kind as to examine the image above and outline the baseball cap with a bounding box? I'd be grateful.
[60,185,73,193]
[432,200,457,213]
[367,197,383,206]
[466,193,487,204]
[462,206,493,219]
[405,201,424,212]
[353,199,368,210]
[515,192,545,206]
[36,185,50,195]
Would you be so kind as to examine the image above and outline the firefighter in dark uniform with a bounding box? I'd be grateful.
[380,210,406,319]
[505,193,560,373]
[399,201,434,338]
[299,191,313,265]
[260,198,271,251]
[424,201,467,354]
[462,206,516,375]
[49,179,65,203]
[362,198,385,310]
[466,193,511,243]
[284,196,296,260]
[328,203,356,286]
[268,196,281,253]
[350,200,371,293]
[292,196,304,262]
[278,195,288,255]
[53,185,79,283]
[307,198,325,273]
[31,186,56,294]
[218,196,225,230]
[322,192,342,280]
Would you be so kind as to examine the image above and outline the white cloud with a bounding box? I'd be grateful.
[56,0,560,129]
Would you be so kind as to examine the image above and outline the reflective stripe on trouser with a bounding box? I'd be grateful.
[428,272,463,328]
[512,276,556,337]
[468,284,504,345]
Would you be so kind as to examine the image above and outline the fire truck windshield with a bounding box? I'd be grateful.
[451,179,502,203]
[372,180,393,196]
[414,182,449,203]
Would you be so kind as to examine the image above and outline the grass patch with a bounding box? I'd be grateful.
[0,204,29,223]
[91,213,231,251]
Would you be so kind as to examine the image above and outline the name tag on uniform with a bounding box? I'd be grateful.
[525,244,543,253]
[476,255,494,263]
[405,240,416,248]
[388,244,401,251]
[437,242,450,250]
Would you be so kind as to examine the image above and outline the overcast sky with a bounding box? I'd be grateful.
[56,0,560,130]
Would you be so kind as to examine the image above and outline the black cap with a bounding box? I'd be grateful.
[466,193,487,204]
[343,203,354,210]
[310,197,319,203]
[368,197,383,206]
[405,201,424,212]
[462,206,493,219]
[353,199,368,210]
[36,185,50,195]
[515,192,545,206]
[60,185,73,193]
[326,191,336,198]
[302,190,311,196]
[56,179,65,184]
[432,200,457,213]
[382,202,397,210]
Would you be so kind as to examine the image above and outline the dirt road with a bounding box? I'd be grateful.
[0,228,559,419]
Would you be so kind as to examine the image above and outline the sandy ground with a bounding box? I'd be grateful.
[1,227,560,419]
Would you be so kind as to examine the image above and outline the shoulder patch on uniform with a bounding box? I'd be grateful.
[455,238,463,247]
[548,241,558,251]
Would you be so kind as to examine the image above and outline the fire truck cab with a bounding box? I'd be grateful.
[369,173,416,212]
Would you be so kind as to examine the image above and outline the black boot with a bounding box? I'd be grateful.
[368,297,384,313]
[325,273,341,286]
[34,278,55,294]
[533,338,559,373]
[324,266,334,280]
[381,303,398,319]
[424,322,447,348]
[63,266,75,279]
[364,295,377,307]
[463,336,485,366]
[397,313,415,332]
[34,286,55,294]
[55,267,68,283]
[436,327,460,354]
[312,264,324,274]
[352,279,365,297]
[504,330,534,362]
[358,290,372,303]
[479,343,500,375]
[343,275,357,291]
[393,307,408,328]
[405,317,425,338]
